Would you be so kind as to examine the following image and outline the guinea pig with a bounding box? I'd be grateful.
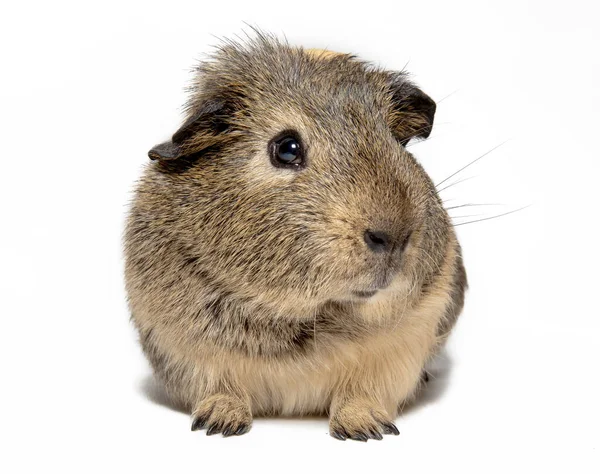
[124,33,467,441]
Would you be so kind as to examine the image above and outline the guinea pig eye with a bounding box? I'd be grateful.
[269,132,305,168]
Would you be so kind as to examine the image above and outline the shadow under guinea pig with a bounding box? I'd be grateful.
[400,348,454,415]
[139,374,187,414]
[139,348,453,419]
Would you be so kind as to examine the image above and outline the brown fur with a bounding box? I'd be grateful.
[124,33,467,441]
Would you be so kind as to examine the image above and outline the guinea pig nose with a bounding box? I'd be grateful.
[364,229,392,253]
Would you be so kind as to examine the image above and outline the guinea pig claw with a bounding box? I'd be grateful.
[349,432,369,442]
[382,422,400,436]
[221,425,235,437]
[191,416,208,431]
[234,424,251,436]
[221,423,250,437]
[330,429,348,441]
[206,424,223,436]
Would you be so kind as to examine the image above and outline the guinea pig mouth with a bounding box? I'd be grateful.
[352,290,379,298]
[347,263,399,299]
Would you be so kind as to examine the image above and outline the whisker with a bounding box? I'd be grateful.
[406,129,456,148]
[452,205,530,227]
[436,89,459,104]
[450,214,484,220]
[403,123,451,149]
[399,59,411,74]
[446,203,503,210]
[436,175,475,193]
[411,245,442,274]
[406,132,442,148]
[435,140,509,188]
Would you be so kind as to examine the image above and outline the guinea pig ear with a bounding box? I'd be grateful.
[388,76,437,146]
[148,99,228,161]
[148,141,181,161]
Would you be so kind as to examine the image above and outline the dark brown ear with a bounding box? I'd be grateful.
[388,76,436,146]
[148,141,180,160]
[148,99,229,161]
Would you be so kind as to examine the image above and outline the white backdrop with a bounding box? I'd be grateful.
[1,1,598,472]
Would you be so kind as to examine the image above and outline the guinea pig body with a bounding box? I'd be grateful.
[125,35,466,440]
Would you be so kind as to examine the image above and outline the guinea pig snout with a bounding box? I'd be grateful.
[363,229,391,253]
[363,228,412,256]
[358,227,412,293]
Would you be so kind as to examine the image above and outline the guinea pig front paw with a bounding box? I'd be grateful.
[329,400,399,442]
[191,393,252,437]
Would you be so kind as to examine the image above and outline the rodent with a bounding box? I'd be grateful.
[124,33,467,441]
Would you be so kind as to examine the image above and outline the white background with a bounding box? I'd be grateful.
[1,1,599,472]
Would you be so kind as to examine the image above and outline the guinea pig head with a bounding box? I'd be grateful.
[148,37,449,314]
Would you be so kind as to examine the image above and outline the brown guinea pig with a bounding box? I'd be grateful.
[124,33,467,441]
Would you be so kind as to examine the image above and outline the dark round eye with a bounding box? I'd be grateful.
[270,133,305,168]
[277,138,300,162]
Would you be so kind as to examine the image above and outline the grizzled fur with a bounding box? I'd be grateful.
[125,34,467,441]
